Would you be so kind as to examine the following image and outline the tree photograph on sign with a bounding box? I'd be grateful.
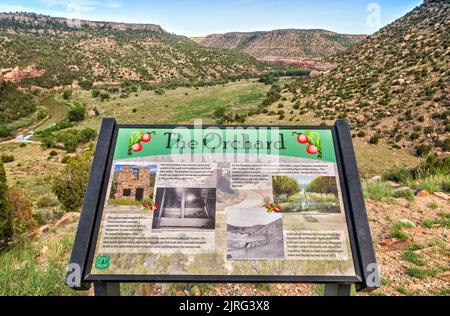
[273,176,341,215]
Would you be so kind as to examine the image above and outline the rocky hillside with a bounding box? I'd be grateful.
[199,29,366,61]
[0,13,269,88]
[282,0,449,155]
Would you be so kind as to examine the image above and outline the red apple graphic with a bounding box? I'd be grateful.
[132,143,143,153]
[141,133,152,143]
[297,134,309,144]
[306,145,319,155]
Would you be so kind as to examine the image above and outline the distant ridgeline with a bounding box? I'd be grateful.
[199,29,367,61]
[0,12,164,32]
[0,13,270,88]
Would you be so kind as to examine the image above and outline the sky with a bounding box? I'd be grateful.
[115,164,157,174]
[0,0,423,36]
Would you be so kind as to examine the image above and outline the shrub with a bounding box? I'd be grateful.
[416,144,432,157]
[0,127,10,138]
[79,80,93,90]
[389,221,414,241]
[384,166,413,183]
[403,251,426,266]
[155,88,166,95]
[91,90,100,98]
[7,188,37,243]
[100,92,110,101]
[36,195,59,209]
[51,151,93,212]
[62,89,72,100]
[49,151,58,157]
[79,128,97,143]
[405,267,442,279]
[1,155,15,163]
[363,181,391,201]
[391,188,415,201]
[68,103,85,122]
[369,134,381,145]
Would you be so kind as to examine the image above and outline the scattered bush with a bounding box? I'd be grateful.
[369,134,381,145]
[68,103,85,122]
[391,188,415,200]
[0,127,10,138]
[62,89,72,100]
[7,187,37,243]
[389,221,414,241]
[36,195,59,209]
[1,155,15,163]
[51,150,93,212]
[79,80,93,90]
[363,180,391,201]
[49,151,58,157]
[41,128,97,153]
[100,92,110,101]
[91,90,100,98]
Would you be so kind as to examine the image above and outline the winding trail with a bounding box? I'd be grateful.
[37,95,69,131]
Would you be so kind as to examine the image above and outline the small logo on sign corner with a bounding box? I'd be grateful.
[95,256,111,270]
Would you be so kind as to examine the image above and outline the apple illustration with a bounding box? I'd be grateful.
[306,145,319,155]
[140,133,152,143]
[132,143,143,153]
[297,134,309,144]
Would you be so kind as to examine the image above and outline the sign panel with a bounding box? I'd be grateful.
[89,126,357,278]
[68,119,379,292]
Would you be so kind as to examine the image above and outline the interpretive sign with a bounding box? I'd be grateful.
[66,119,379,296]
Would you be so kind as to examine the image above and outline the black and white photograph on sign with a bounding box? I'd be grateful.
[227,208,284,260]
[152,188,217,230]
[108,164,157,206]
[273,176,341,215]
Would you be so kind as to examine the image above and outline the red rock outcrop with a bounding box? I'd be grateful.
[1,67,45,82]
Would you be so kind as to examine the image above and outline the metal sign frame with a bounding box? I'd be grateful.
[66,119,379,296]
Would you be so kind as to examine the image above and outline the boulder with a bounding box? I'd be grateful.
[399,219,416,228]
[55,212,80,227]
[369,176,382,183]
[87,110,97,118]
[387,181,401,188]
[378,238,410,252]
[434,192,449,201]
[39,224,52,234]
[392,187,411,194]
[415,190,431,198]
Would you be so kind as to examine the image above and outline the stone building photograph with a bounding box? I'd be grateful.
[109,165,157,204]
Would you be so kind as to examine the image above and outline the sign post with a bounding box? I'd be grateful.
[66,119,379,296]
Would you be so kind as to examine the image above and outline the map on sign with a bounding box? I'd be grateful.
[89,127,357,278]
